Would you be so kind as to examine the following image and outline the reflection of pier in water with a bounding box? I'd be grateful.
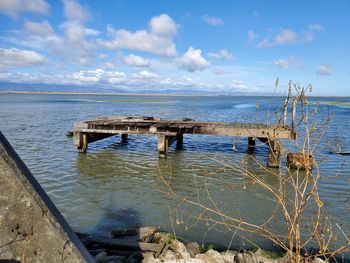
[72,116,297,167]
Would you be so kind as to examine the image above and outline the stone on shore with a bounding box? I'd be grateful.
[159,250,177,261]
[204,249,225,263]
[220,251,237,263]
[170,240,191,259]
[195,254,218,263]
[163,259,206,263]
[186,242,200,258]
[142,252,162,263]
[95,251,107,263]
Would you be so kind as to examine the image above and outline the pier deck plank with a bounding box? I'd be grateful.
[74,116,295,139]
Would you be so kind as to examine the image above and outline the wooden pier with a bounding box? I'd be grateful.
[72,116,297,167]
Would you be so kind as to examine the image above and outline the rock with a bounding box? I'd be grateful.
[110,226,158,242]
[205,249,225,263]
[154,232,174,244]
[235,252,258,263]
[160,250,177,260]
[171,240,191,259]
[286,152,313,170]
[95,251,108,263]
[164,259,206,263]
[142,252,162,263]
[195,253,217,263]
[220,250,237,263]
[253,249,285,263]
[106,255,126,263]
[140,227,158,242]
[186,242,200,258]
[236,250,287,263]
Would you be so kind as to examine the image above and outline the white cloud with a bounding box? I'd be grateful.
[316,65,332,76]
[104,62,114,69]
[62,0,89,22]
[257,29,297,48]
[60,21,95,59]
[99,54,108,60]
[24,20,53,37]
[133,70,159,79]
[248,30,257,43]
[230,80,248,90]
[0,47,46,68]
[61,21,85,44]
[149,13,178,36]
[0,0,50,18]
[70,69,126,84]
[98,14,178,57]
[201,15,224,26]
[256,24,324,48]
[122,54,150,67]
[4,19,98,66]
[309,23,324,31]
[273,56,304,69]
[0,68,260,93]
[213,68,232,75]
[84,28,100,36]
[178,47,209,72]
[208,49,233,60]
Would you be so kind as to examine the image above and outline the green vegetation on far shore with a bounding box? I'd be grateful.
[316,101,350,108]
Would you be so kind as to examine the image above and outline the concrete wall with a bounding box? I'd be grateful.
[0,132,94,263]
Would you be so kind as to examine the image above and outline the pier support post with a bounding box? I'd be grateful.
[76,132,88,153]
[176,134,184,149]
[248,137,255,151]
[74,132,116,153]
[158,135,176,158]
[121,134,128,143]
[267,140,282,168]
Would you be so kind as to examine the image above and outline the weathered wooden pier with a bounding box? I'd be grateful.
[72,116,297,167]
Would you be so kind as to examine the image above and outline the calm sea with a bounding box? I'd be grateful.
[0,94,349,252]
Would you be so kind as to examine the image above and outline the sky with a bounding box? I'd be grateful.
[0,0,349,95]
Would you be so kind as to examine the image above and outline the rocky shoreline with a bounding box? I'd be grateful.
[76,227,327,263]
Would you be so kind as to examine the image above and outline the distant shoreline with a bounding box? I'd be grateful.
[0,91,197,97]
[0,91,349,98]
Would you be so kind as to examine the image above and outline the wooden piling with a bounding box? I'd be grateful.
[121,134,128,143]
[157,135,176,158]
[248,137,256,151]
[77,132,88,153]
[267,140,282,168]
[176,134,183,149]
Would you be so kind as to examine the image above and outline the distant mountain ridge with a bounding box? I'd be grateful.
[0,81,270,95]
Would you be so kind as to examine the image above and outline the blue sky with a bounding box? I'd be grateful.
[0,0,349,95]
